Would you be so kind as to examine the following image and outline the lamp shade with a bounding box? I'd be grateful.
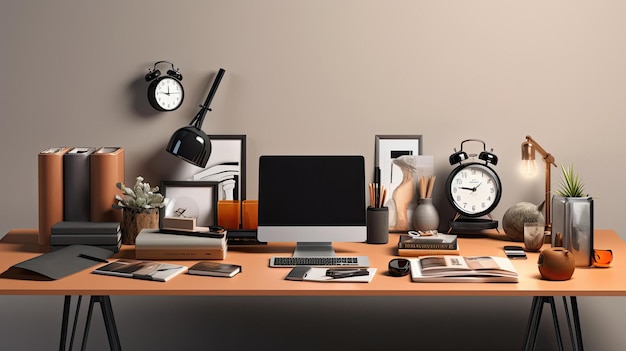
[165,125,212,168]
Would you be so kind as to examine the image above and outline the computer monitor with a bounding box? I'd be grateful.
[257,155,367,257]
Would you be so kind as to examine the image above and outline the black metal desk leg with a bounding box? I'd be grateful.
[98,296,122,351]
[570,297,584,351]
[523,296,543,351]
[59,296,71,351]
[80,296,122,351]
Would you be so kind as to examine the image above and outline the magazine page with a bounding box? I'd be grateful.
[93,259,187,282]
[418,256,471,275]
[409,256,519,283]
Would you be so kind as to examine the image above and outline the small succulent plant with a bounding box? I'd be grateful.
[114,176,167,209]
[555,164,588,198]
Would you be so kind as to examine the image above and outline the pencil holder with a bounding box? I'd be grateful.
[367,206,389,244]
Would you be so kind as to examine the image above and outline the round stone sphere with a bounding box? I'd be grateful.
[502,202,545,242]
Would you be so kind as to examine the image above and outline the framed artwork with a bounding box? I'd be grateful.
[160,181,219,227]
[192,135,246,201]
[375,135,429,231]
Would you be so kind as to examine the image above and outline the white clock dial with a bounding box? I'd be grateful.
[447,163,501,217]
[154,77,184,111]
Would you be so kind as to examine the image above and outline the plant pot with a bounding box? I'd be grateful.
[121,208,159,245]
[538,247,576,280]
[551,195,593,267]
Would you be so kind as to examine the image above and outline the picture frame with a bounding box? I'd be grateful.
[160,181,219,227]
[375,135,422,193]
[374,135,426,231]
[191,135,246,201]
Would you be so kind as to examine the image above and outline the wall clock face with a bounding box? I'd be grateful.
[147,77,184,111]
[445,163,502,217]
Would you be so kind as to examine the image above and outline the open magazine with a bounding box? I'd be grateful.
[409,256,519,283]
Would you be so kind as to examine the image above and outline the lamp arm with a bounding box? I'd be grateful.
[525,135,557,167]
[190,68,226,129]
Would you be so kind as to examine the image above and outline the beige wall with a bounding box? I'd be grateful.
[1,1,625,350]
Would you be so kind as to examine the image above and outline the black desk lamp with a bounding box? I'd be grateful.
[166,68,226,168]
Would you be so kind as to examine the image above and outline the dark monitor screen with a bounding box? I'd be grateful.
[257,155,366,243]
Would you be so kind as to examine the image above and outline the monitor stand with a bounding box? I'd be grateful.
[292,242,336,257]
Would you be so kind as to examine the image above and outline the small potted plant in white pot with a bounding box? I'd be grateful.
[114,176,167,245]
[552,164,593,267]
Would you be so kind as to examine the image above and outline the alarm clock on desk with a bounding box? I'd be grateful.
[445,139,501,233]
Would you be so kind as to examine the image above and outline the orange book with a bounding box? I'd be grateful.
[90,147,125,222]
[38,147,71,245]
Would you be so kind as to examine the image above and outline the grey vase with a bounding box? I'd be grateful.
[412,198,439,231]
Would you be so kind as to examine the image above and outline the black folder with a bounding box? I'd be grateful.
[9,245,114,280]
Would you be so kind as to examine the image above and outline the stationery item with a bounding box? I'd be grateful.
[51,221,121,235]
[38,147,71,245]
[397,232,459,256]
[90,147,125,222]
[51,221,121,246]
[188,261,241,277]
[63,147,96,221]
[366,206,389,244]
[135,229,227,260]
[92,259,187,282]
[12,245,114,280]
[409,255,519,283]
[285,266,376,283]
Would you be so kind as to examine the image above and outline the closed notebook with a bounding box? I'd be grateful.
[188,262,241,277]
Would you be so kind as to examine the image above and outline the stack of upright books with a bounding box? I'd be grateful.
[51,221,122,253]
[397,232,459,257]
[135,228,227,260]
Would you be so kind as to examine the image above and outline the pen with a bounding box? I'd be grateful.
[78,253,109,263]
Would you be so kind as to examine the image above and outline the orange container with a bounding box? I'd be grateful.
[242,200,258,230]
[218,200,240,230]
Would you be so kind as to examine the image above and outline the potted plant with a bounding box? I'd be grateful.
[551,164,593,267]
[114,176,167,245]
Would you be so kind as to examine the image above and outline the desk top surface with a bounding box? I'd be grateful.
[1,229,625,297]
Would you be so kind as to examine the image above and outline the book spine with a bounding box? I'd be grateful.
[398,242,457,249]
[38,147,71,245]
[398,248,460,257]
[51,233,121,245]
[90,147,125,222]
[63,147,96,221]
[135,248,226,260]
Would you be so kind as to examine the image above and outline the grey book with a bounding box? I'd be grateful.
[51,221,121,235]
[51,231,121,246]
[63,147,96,221]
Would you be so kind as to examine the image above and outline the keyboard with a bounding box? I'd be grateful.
[269,256,370,268]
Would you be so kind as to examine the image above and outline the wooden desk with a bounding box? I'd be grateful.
[1,229,625,351]
[1,229,625,297]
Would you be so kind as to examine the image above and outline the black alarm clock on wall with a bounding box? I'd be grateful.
[145,61,184,112]
[445,139,502,233]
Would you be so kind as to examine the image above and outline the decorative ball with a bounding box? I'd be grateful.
[502,202,545,242]
[538,247,576,281]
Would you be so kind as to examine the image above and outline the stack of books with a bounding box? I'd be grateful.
[51,221,122,253]
[397,232,459,257]
[135,228,227,260]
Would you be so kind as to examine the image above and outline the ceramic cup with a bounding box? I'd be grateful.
[523,221,545,252]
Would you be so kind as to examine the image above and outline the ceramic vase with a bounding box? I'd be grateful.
[412,198,439,231]
[121,207,159,245]
[538,247,576,281]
